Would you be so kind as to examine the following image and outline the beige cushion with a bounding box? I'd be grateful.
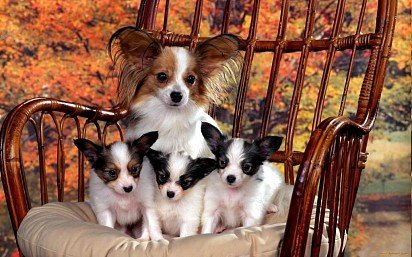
[17,202,346,257]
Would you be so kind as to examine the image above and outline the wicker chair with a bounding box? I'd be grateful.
[0,0,397,256]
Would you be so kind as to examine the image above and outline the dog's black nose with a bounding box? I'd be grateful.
[170,91,183,103]
[167,190,175,198]
[226,175,236,184]
[123,186,133,193]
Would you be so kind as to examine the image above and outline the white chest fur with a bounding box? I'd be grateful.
[88,172,143,226]
[154,184,205,237]
[202,164,284,233]
[125,97,216,158]
[219,188,246,228]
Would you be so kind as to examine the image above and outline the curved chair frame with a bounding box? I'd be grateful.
[0,0,397,256]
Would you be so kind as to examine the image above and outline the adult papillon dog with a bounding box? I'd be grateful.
[108,27,242,158]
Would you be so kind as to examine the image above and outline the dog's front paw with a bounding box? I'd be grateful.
[267,204,279,214]
[214,223,227,233]
[148,231,164,241]
[136,234,150,242]
[161,233,174,239]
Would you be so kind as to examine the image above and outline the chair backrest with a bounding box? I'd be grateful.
[0,1,396,256]
[131,4,396,255]
[135,0,396,183]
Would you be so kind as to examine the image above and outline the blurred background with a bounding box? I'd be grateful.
[0,1,410,256]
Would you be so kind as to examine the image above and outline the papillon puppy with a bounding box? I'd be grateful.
[200,122,285,234]
[145,150,216,237]
[74,131,162,240]
[108,27,242,158]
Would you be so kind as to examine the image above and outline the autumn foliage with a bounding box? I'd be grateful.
[0,0,410,256]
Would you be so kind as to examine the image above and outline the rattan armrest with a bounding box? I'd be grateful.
[280,116,367,257]
[0,97,128,236]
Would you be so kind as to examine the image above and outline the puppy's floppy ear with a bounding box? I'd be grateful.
[189,158,217,178]
[195,34,240,75]
[201,122,226,154]
[146,148,167,170]
[253,136,283,160]
[131,131,158,153]
[180,158,217,189]
[73,139,103,164]
[108,27,162,109]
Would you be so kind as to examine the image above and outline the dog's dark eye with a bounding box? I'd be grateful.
[218,159,227,169]
[158,173,168,183]
[242,163,252,173]
[105,169,117,178]
[180,179,191,189]
[130,165,141,176]
[186,75,196,85]
[157,72,168,82]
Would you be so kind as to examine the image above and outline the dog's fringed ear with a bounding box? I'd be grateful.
[74,139,103,164]
[146,148,167,168]
[201,122,226,155]
[194,34,243,104]
[180,158,217,190]
[130,131,158,154]
[254,136,283,160]
[190,158,217,178]
[195,34,240,74]
[109,27,162,69]
[108,27,162,109]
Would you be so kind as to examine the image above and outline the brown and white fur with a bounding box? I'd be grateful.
[108,27,242,158]
[74,132,162,240]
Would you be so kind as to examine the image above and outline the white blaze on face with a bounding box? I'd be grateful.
[159,151,191,201]
[172,47,190,90]
[220,139,248,188]
[107,142,137,194]
[160,47,191,106]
